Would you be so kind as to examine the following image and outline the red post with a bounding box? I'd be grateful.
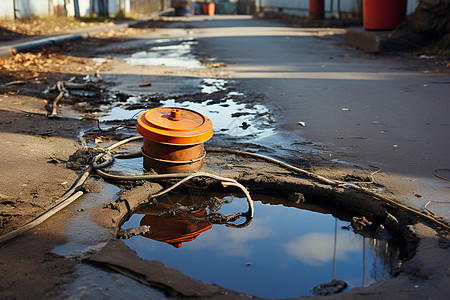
[363,0,407,30]
[309,0,325,20]
[203,3,215,16]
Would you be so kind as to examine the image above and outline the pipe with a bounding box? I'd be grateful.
[206,148,338,185]
[0,191,84,244]
[2,135,449,246]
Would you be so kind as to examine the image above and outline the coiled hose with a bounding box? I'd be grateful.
[0,137,254,244]
[1,136,449,245]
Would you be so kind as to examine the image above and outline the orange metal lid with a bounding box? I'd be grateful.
[136,107,213,145]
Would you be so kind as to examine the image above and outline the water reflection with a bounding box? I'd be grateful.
[191,217,273,258]
[160,98,274,139]
[283,232,360,267]
[140,211,212,248]
[121,194,399,298]
[124,38,201,68]
[129,194,253,249]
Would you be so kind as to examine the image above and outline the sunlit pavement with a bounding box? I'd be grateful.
[159,15,450,220]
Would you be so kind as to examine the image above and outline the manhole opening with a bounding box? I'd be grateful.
[119,190,408,298]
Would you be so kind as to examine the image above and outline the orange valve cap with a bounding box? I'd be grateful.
[169,108,181,121]
[136,107,213,173]
[136,107,213,145]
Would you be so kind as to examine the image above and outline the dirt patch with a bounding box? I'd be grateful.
[0,90,91,299]
[0,16,126,42]
[0,209,77,299]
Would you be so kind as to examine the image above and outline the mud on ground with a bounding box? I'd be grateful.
[0,24,167,298]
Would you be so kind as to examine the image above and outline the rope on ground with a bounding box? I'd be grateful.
[424,200,450,216]
[0,164,92,245]
[0,191,84,244]
[95,142,450,232]
[143,172,254,228]
[2,135,448,246]
[434,168,450,181]
[93,142,450,232]
[92,138,256,226]
[206,147,450,232]
[0,137,136,245]
[84,140,450,232]
[206,148,338,185]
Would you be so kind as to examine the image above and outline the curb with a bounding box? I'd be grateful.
[254,11,363,28]
[0,8,174,59]
[344,27,425,53]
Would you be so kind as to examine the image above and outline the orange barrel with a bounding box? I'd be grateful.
[140,208,212,248]
[203,3,215,15]
[309,0,324,20]
[136,107,213,173]
[363,0,407,30]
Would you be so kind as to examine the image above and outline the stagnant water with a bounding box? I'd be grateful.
[97,85,275,140]
[121,193,399,298]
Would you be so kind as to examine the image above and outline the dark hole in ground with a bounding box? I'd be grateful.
[120,192,404,299]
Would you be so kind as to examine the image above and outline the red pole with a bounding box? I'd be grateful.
[363,0,407,30]
[309,0,325,20]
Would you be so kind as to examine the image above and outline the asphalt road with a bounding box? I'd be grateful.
[170,15,450,219]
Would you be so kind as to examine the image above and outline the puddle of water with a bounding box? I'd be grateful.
[53,181,120,257]
[121,194,399,299]
[96,86,275,140]
[106,156,144,176]
[52,180,167,298]
[201,78,228,94]
[99,105,144,122]
[124,38,201,69]
[160,98,274,139]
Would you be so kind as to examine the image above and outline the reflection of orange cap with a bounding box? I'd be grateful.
[140,208,212,248]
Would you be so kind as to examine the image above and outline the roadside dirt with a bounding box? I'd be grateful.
[0,18,449,299]
[0,24,155,298]
[0,19,229,298]
[0,16,128,43]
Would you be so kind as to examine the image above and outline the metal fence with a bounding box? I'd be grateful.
[0,0,172,19]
